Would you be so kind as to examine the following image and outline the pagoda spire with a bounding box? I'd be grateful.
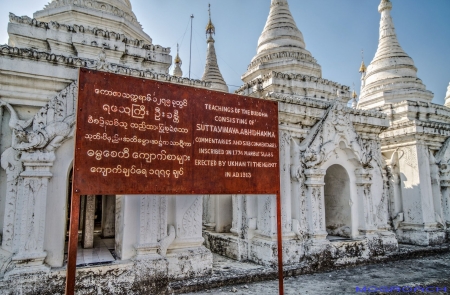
[372,0,410,65]
[172,44,183,77]
[206,3,215,38]
[358,0,433,109]
[201,4,228,93]
[242,0,321,82]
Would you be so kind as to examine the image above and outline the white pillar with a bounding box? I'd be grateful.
[255,131,294,240]
[440,174,450,232]
[169,195,212,279]
[304,169,327,242]
[202,195,216,231]
[430,153,444,222]
[82,195,95,249]
[4,151,55,276]
[115,195,139,260]
[387,164,403,219]
[355,168,377,235]
[134,195,168,257]
[101,195,115,238]
[279,131,293,236]
[214,195,232,233]
[395,144,446,245]
[378,168,391,230]
[256,195,277,238]
[399,144,435,225]
[231,194,252,238]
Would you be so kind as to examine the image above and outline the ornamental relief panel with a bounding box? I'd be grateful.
[399,146,418,169]
[435,137,450,178]
[0,82,77,154]
[180,196,202,238]
[294,102,374,172]
[0,83,77,256]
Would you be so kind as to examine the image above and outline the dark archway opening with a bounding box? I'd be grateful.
[324,164,352,239]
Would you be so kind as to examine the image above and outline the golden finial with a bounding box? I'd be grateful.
[359,49,366,73]
[352,83,358,99]
[206,3,215,37]
[174,43,182,65]
[359,61,366,73]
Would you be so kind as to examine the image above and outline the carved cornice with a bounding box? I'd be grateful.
[0,45,210,88]
[236,71,350,94]
[264,92,387,120]
[246,51,318,71]
[42,0,141,28]
[378,100,450,125]
[378,100,450,113]
[1,44,89,66]
[361,80,432,98]
[387,119,450,133]
[266,92,329,108]
[9,13,48,29]
[9,13,168,52]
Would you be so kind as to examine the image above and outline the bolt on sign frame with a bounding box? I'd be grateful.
[66,68,284,295]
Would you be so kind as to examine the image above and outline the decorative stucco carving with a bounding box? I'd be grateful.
[435,137,450,177]
[312,188,324,229]
[181,196,202,238]
[280,130,292,150]
[236,71,350,95]
[0,83,75,266]
[296,102,374,170]
[9,13,168,52]
[377,169,390,227]
[399,146,418,169]
[1,83,76,153]
[258,196,274,237]
[247,51,318,71]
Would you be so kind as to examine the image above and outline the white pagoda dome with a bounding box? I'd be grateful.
[33,0,151,43]
[238,0,350,103]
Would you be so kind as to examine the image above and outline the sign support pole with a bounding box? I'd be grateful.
[276,191,284,295]
[65,183,80,295]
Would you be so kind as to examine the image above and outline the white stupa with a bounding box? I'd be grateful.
[359,0,433,109]
[238,0,350,102]
[201,4,229,92]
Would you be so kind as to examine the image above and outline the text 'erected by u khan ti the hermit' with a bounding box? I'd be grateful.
[73,69,279,195]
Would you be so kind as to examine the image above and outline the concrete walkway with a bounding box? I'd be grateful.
[182,251,450,295]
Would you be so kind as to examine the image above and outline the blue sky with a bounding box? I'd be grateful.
[0,0,449,104]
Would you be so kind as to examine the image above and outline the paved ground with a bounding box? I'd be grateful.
[183,252,450,295]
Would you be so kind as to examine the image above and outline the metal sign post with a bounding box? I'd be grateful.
[65,189,80,294]
[276,191,284,295]
[65,68,284,295]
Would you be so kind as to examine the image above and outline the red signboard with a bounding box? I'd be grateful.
[74,68,280,195]
[66,69,283,295]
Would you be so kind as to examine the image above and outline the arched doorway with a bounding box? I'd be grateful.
[324,164,352,238]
